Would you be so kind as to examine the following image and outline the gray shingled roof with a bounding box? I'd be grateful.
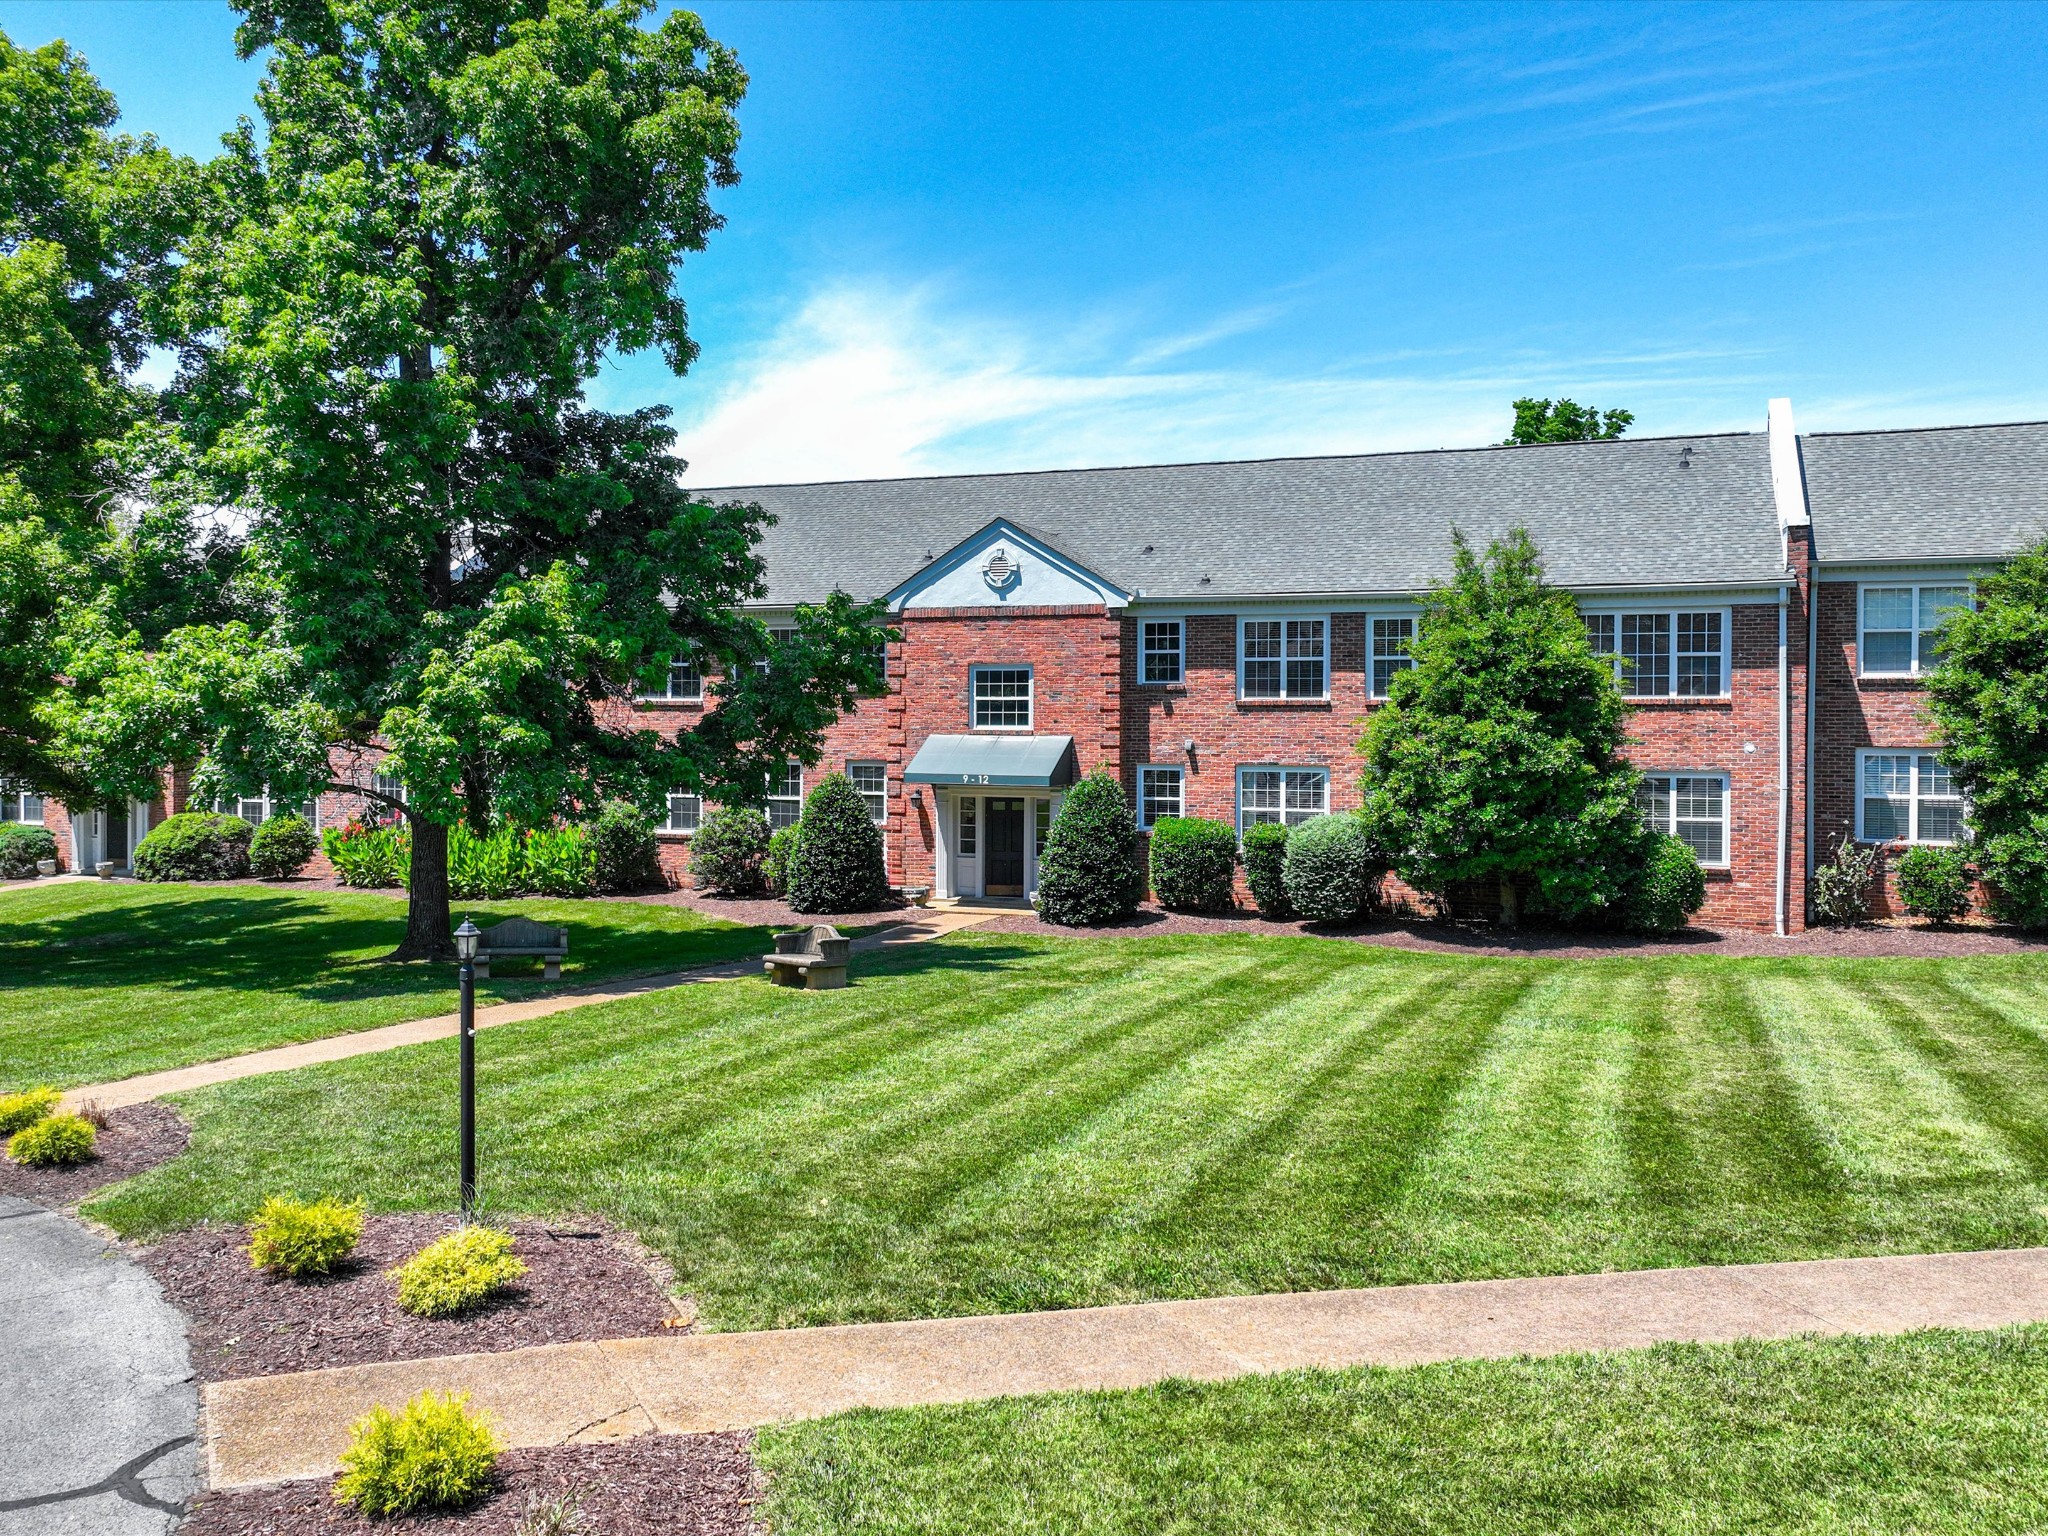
[698,431,1790,605]
[1801,421,2048,566]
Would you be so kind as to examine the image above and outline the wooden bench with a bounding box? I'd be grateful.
[472,916,569,980]
[763,924,851,990]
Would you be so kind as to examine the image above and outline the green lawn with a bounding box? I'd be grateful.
[0,882,773,1087]
[756,1327,2048,1534]
[91,934,2048,1330]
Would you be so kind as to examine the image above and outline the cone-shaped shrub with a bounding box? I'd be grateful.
[1149,817,1239,914]
[1282,813,1386,924]
[787,773,890,913]
[1036,772,1143,926]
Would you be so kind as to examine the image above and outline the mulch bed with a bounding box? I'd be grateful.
[142,1212,685,1384]
[179,1432,761,1535]
[0,1101,189,1206]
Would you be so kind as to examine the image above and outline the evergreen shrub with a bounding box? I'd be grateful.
[589,801,662,893]
[1241,821,1293,919]
[1281,813,1387,924]
[1621,833,1708,935]
[0,1085,60,1134]
[334,1391,499,1517]
[787,773,890,913]
[249,813,319,880]
[9,1112,95,1166]
[132,812,253,881]
[763,822,803,897]
[0,823,58,878]
[1148,817,1239,914]
[690,805,770,895]
[393,1226,527,1318]
[247,1195,365,1278]
[1896,844,1974,925]
[1811,837,1879,927]
[1036,772,1144,926]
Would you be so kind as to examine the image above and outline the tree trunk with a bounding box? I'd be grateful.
[393,818,454,961]
[1497,874,1520,929]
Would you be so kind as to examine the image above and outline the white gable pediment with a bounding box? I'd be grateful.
[886,520,1128,611]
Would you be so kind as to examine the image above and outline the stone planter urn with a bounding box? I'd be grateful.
[35,859,57,877]
[95,860,119,878]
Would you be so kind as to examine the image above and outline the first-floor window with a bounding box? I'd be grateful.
[0,782,44,824]
[767,763,803,829]
[1138,766,1184,828]
[849,762,888,823]
[1858,751,1964,844]
[957,795,977,855]
[1238,766,1328,836]
[1637,773,1729,866]
[213,789,315,827]
[665,792,701,834]
[1860,584,1970,677]
[1370,616,1415,697]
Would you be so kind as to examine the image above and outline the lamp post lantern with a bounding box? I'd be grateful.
[453,918,481,1221]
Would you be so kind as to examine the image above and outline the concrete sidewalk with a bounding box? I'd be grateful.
[64,907,994,1113]
[204,1244,2048,1490]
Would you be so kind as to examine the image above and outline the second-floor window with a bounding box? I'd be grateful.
[767,762,803,829]
[1370,617,1416,698]
[646,655,701,701]
[1584,610,1726,697]
[1140,620,1184,684]
[849,761,888,823]
[1860,584,1970,677]
[1240,618,1326,700]
[972,667,1033,728]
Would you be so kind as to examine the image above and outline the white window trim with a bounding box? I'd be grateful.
[1234,764,1330,838]
[970,664,1035,731]
[638,653,704,703]
[848,760,889,825]
[1855,747,1966,846]
[1136,764,1185,829]
[212,788,317,828]
[1580,605,1734,700]
[1366,609,1422,700]
[1857,582,1973,679]
[0,782,45,825]
[1636,770,1732,869]
[766,762,804,829]
[1236,613,1332,702]
[1138,617,1186,686]
[660,791,703,838]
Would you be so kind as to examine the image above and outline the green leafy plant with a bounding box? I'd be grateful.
[0,823,58,879]
[764,821,803,898]
[249,812,319,880]
[333,1391,500,1518]
[323,819,409,889]
[1036,772,1145,927]
[393,1226,528,1318]
[131,812,254,882]
[1282,813,1387,924]
[0,1084,61,1134]
[589,800,663,894]
[787,773,890,914]
[1621,833,1708,935]
[690,804,771,895]
[1896,844,1974,926]
[1240,821,1293,919]
[9,1111,95,1166]
[1148,817,1239,914]
[1811,837,1879,927]
[1503,396,1633,445]
[449,824,523,900]
[522,825,595,898]
[247,1195,365,1278]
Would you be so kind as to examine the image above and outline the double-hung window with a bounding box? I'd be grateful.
[1636,773,1729,866]
[756,625,798,673]
[1138,766,1184,828]
[665,792,701,834]
[1859,585,1970,677]
[971,666,1032,729]
[849,762,888,824]
[1237,766,1328,837]
[645,654,702,702]
[1140,620,1184,684]
[213,788,315,827]
[1857,751,1965,844]
[1584,610,1726,697]
[767,762,803,829]
[1370,616,1415,698]
[1240,617,1326,700]
[0,782,45,824]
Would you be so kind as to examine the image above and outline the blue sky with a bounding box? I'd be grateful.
[6,1,2047,484]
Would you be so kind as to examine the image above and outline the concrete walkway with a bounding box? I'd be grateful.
[0,1196,199,1533]
[205,1244,2048,1489]
[63,907,994,1113]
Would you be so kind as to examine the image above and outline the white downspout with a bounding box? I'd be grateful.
[1767,397,1811,939]
[1776,587,1789,938]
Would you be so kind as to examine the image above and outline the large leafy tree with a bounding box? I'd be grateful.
[73,0,887,957]
[1503,397,1633,445]
[1925,542,2048,928]
[1360,528,1647,926]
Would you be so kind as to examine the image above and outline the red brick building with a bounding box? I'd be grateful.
[21,403,2047,933]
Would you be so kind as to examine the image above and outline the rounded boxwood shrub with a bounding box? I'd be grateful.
[788,773,890,914]
[0,823,58,879]
[249,813,319,880]
[334,1390,500,1517]
[1036,772,1144,927]
[1281,813,1386,924]
[393,1226,527,1318]
[248,1195,365,1278]
[690,805,771,896]
[133,812,254,882]
[589,801,663,894]
[1149,817,1239,914]
[1240,821,1293,920]
[763,821,803,897]
[9,1112,95,1167]
[1621,833,1708,935]
[0,1085,61,1135]
[1896,843,1974,925]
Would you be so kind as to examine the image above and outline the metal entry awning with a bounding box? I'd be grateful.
[903,734,1078,789]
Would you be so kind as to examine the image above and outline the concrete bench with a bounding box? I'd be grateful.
[763,924,851,990]
[473,916,569,981]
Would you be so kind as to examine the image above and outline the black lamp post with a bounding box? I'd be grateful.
[453,918,481,1222]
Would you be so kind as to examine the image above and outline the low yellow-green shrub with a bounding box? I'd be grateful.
[333,1391,499,1517]
[9,1112,96,1167]
[392,1226,527,1318]
[247,1195,365,1278]
[0,1085,61,1135]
